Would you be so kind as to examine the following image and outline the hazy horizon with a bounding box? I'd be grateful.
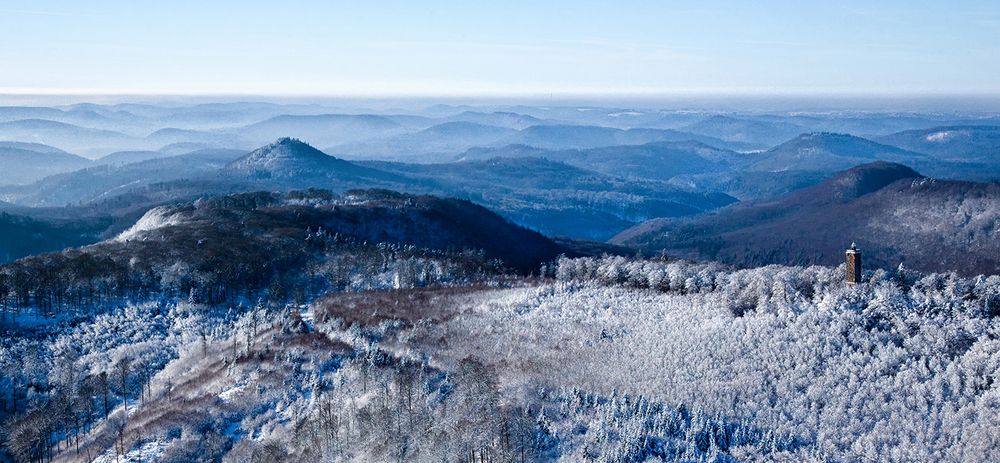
[5,93,1000,114]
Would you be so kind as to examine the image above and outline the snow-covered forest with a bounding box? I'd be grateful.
[2,251,999,462]
[1,99,999,463]
[3,2,1000,459]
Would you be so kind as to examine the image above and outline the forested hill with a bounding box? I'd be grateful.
[0,189,576,318]
[114,188,568,272]
[0,212,112,263]
[1,138,738,242]
[613,161,1000,276]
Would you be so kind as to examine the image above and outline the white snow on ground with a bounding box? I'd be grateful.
[218,384,247,403]
[298,304,314,331]
[925,130,954,142]
[115,206,185,241]
[92,440,168,463]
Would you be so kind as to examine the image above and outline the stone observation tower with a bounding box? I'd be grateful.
[845,242,862,285]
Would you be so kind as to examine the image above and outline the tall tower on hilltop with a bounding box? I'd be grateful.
[845,242,862,285]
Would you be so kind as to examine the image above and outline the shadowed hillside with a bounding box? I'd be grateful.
[613,162,1000,275]
[0,142,92,186]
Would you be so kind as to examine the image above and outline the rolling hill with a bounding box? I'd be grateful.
[458,141,748,181]
[95,150,175,166]
[0,119,140,157]
[877,125,1000,162]
[459,136,947,201]
[0,149,247,207]
[224,137,402,183]
[681,115,807,147]
[0,142,92,185]
[506,125,752,151]
[613,162,1000,275]
[0,106,137,132]
[328,123,754,162]
[3,137,735,241]
[145,127,246,150]
[235,114,407,147]
[746,132,928,172]
[328,122,517,160]
[1,139,407,210]
[1,138,737,241]
[761,113,996,136]
[363,156,736,239]
[93,189,571,273]
[443,110,548,129]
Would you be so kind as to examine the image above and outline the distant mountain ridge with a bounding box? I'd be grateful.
[746,132,927,172]
[458,141,749,181]
[681,115,808,147]
[444,110,547,129]
[328,123,754,162]
[0,119,140,157]
[613,162,1000,276]
[1,138,734,241]
[0,141,74,155]
[877,125,1000,162]
[507,124,753,151]
[223,138,406,190]
[3,99,999,262]
[0,149,247,208]
[455,141,844,201]
[96,150,172,166]
[237,114,407,147]
[360,155,737,239]
[328,122,518,160]
[0,143,92,186]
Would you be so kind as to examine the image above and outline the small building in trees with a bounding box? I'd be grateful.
[845,242,862,285]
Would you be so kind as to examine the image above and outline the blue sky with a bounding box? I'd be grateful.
[1,0,998,95]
